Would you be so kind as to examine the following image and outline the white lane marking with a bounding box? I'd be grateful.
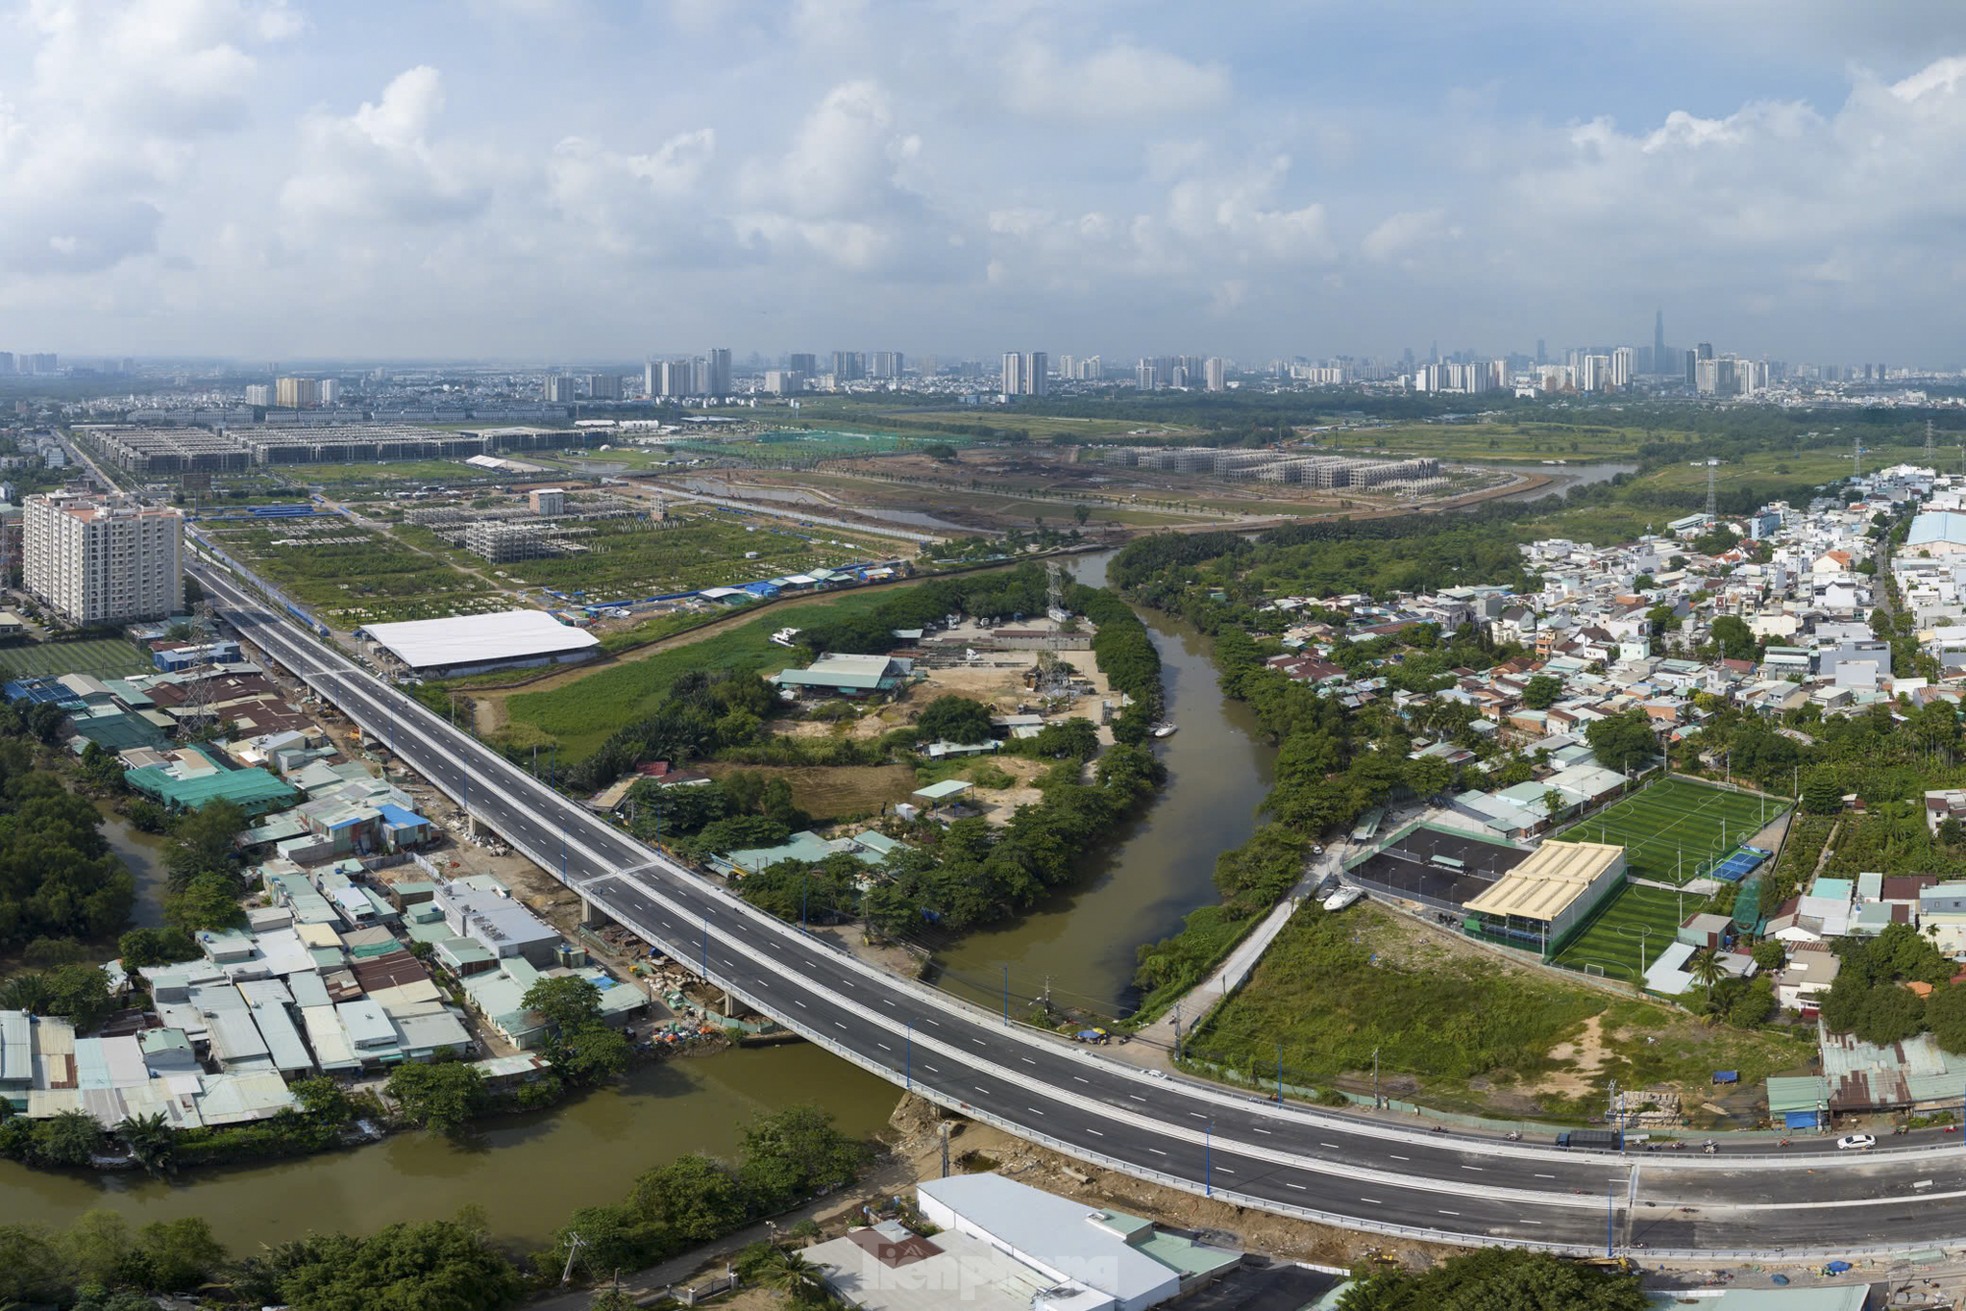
[1189,1112,1208,1120]
[794,1000,807,1008]
[922,1018,939,1026]
[1128,1095,1147,1103]
[1460,1165,1484,1172]
[1148,1148,1167,1156]
[1022,1058,1037,1066]
[876,1043,891,1052]
[1087,1129,1103,1137]
[1389,1154,1409,1161]
[1286,1182,1307,1190]
[1320,1142,1341,1149]
[973,1086,989,1095]
[922,1064,939,1073]
[1254,1127,1272,1135]
[1028,1108,1045,1117]
[1216,1166,1236,1175]
[834,1023,846,1031]
[1437,1209,1459,1216]
[1073,1076,1090,1084]
[1534,1173,1556,1179]
[1522,1220,1543,1226]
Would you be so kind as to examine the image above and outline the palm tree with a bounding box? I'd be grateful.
[117,1110,176,1175]
[761,1248,831,1306]
[1689,949,1728,1006]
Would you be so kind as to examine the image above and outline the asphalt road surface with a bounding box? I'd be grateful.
[190,553,1966,1259]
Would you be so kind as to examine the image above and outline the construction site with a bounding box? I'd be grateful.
[1096,445,1445,490]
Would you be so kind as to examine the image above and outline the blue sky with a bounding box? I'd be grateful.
[3,0,1965,366]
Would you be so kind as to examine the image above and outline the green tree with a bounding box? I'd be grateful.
[1801,769,1843,815]
[914,695,995,745]
[117,926,199,969]
[758,1247,830,1304]
[34,1110,106,1166]
[116,1110,176,1175]
[1688,950,1727,1005]
[1335,1247,1648,1310]
[1521,674,1562,710]
[386,1060,488,1136]
[61,1209,135,1287]
[1928,983,1966,1054]
[556,1025,633,1085]
[163,870,247,933]
[1708,615,1757,662]
[135,1215,227,1291]
[523,975,604,1038]
[1584,708,1658,775]
[737,1105,864,1211]
[630,1154,747,1245]
[164,798,247,889]
[1402,754,1452,801]
[0,1223,68,1307]
[275,1218,525,1311]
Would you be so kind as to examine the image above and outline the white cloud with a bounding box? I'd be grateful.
[1362,209,1455,263]
[1005,41,1229,123]
[280,68,496,232]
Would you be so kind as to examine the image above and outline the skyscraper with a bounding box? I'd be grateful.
[788,353,817,377]
[1204,358,1227,392]
[586,374,622,401]
[706,348,732,397]
[1001,352,1025,396]
[1028,351,1048,396]
[543,374,575,404]
[275,376,320,408]
[1653,310,1666,374]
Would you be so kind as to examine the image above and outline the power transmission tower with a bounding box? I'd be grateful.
[177,600,222,731]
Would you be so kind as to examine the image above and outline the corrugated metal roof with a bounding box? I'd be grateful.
[358,609,598,671]
[1465,842,1623,922]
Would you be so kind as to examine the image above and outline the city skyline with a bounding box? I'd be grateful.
[3,3,1966,363]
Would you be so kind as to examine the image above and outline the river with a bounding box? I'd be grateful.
[0,543,1271,1245]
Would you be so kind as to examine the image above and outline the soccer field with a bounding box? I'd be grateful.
[0,638,152,680]
[1552,884,1702,981]
[1556,777,1784,885]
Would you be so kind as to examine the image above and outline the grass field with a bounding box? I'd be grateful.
[1187,902,1813,1120]
[201,520,503,628]
[0,638,152,679]
[499,585,928,760]
[1551,884,1705,983]
[1628,443,1932,495]
[1556,776,1784,885]
[495,516,896,599]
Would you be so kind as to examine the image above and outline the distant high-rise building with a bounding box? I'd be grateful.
[1685,350,1698,386]
[1610,347,1635,389]
[1028,351,1047,396]
[1000,351,1025,396]
[1696,341,1714,361]
[0,353,13,375]
[1204,358,1227,392]
[1535,339,1547,367]
[763,370,804,396]
[586,374,622,401]
[655,359,698,398]
[24,491,183,625]
[275,376,320,408]
[1653,310,1666,374]
[831,351,865,382]
[1136,361,1160,391]
[319,378,341,406]
[543,375,576,404]
[244,384,274,407]
[867,351,903,379]
[788,353,817,377]
[706,348,732,396]
[643,360,658,397]
[21,353,56,375]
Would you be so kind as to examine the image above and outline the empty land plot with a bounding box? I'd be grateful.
[1551,884,1702,982]
[1556,777,1782,885]
[0,638,152,679]
[202,521,501,627]
[498,585,931,761]
[497,517,894,599]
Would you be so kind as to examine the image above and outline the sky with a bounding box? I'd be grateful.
[4,0,1966,366]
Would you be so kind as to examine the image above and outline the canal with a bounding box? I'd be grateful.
[0,543,1272,1245]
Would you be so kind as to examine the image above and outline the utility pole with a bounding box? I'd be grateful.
[1373,1045,1381,1109]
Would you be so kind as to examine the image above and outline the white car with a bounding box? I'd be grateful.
[1836,1134,1876,1151]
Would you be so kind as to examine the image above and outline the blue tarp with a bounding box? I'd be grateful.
[1785,1109,1824,1130]
[1713,1070,1740,1085]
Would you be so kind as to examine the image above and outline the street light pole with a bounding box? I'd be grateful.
[906,1021,913,1092]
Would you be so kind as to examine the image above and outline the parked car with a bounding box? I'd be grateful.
[1837,1134,1876,1151]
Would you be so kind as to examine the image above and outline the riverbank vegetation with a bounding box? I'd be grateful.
[0,1103,866,1309]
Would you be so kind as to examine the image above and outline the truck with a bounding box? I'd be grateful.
[1555,1129,1623,1151]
